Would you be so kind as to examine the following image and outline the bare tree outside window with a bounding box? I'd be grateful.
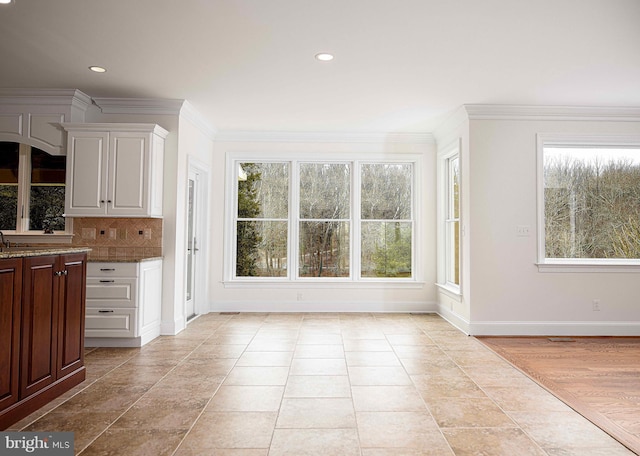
[236,162,289,277]
[299,163,350,277]
[361,163,413,278]
[544,147,640,259]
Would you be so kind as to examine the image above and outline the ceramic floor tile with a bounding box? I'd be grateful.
[269,428,361,456]
[223,366,290,386]
[509,411,632,450]
[348,366,412,385]
[293,344,345,358]
[343,339,393,352]
[356,411,449,451]
[7,312,634,456]
[236,351,293,366]
[351,386,426,412]
[411,373,487,398]
[276,398,356,429]
[80,428,186,456]
[296,334,343,345]
[206,385,284,412]
[443,428,548,456]
[179,411,277,450]
[345,351,402,367]
[289,358,348,375]
[284,375,351,398]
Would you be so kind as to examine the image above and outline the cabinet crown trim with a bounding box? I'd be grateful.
[61,123,169,138]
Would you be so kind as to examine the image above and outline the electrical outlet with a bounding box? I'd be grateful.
[297,293,303,301]
[592,299,601,311]
[144,229,152,240]
[108,228,117,240]
[516,225,531,236]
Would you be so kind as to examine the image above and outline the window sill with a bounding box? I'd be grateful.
[537,261,640,273]
[436,283,462,300]
[223,280,426,289]
[3,233,74,245]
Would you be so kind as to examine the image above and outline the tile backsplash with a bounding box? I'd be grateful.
[70,217,163,259]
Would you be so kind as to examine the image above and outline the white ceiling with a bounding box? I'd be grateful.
[1,0,639,133]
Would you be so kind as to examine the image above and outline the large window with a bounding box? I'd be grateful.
[232,157,417,281]
[0,142,66,234]
[539,136,640,265]
[444,155,460,285]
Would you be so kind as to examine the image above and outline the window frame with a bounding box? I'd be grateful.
[437,140,462,294]
[0,142,72,243]
[224,151,423,286]
[536,133,640,272]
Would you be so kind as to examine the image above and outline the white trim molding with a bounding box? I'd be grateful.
[469,320,640,337]
[215,130,435,144]
[92,97,185,115]
[464,104,640,122]
[211,300,439,314]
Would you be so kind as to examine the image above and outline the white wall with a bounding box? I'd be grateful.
[209,134,438,313]
[465,114,640,335]
[434,108,471,332]
[85,102,215,335]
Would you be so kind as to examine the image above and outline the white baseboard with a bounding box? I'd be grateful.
[160,315,186,336]
[210,300,438,314]
[468,320,640,336]
[436,304,471,335]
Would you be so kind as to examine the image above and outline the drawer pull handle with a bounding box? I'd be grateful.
[99,280,115,283]
[98,310,114,313]
[100,268,116,271]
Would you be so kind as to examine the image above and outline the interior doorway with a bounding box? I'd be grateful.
[185,161,209,322]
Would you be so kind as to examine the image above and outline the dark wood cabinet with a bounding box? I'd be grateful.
[0,252,87,430]
[57,254,86,378]
[0,258,22,413]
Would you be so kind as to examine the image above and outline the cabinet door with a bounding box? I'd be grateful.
[65,131,109,216]
[0,259,21,412]
[57,254,86,379]
[108,132,149,216]
[20,256,59,398]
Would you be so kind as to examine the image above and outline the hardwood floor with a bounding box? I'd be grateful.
[479,336,640,455]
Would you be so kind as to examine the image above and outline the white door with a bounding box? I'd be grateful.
[185,170,199,321]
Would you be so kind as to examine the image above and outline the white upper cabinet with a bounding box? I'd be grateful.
[63,123,168,217]
[0,89,91,156]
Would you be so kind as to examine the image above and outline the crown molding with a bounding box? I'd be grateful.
[179,100,217,140]
[464,104,640,122]
[0,89,91,109]
[215,130,434,144]
[92,97,185,115]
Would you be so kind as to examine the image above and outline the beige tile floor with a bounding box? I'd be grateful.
[9,313,634,455]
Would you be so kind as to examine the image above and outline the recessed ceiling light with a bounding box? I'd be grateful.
[0,0,14,5]
[89,66,107,73]
[315,53,334,62]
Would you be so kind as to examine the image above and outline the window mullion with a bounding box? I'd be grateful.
[353,160,361,280]
[291,160,300,280]
[16,144,31,233]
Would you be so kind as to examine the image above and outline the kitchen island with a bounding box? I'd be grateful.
[0,247,90,429]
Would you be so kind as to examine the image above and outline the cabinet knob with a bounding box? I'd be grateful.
[62,270,68,275]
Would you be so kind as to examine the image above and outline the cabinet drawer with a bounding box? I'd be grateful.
[85,308,136,338]
[87,262,138,277]
[86,278,137,308]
